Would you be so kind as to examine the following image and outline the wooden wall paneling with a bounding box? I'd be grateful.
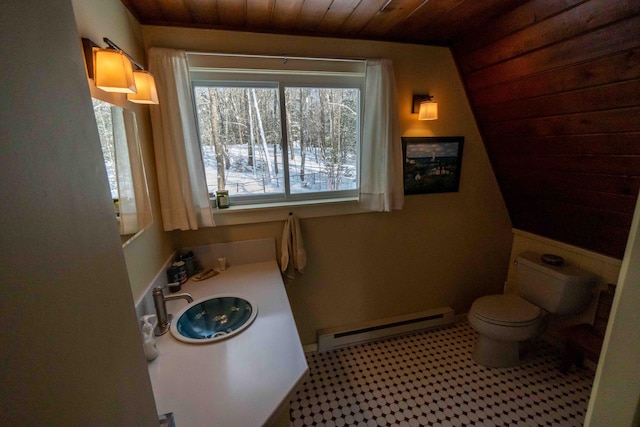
[482,107,640,137]
[507,194,633,229]
[490,152,640,177]
[498,179,638,214]
[464,14,640,91]
[459,0,640,73]
[471,49,640,107]
[508,202,631,258]
[475,79,640,122]
[454,0,640,257]
[486,134,640,156]
[454,0,586,56]
[492,166,640,199]
[407,0,526,44]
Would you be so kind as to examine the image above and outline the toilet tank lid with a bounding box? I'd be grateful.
[517,251,597,284]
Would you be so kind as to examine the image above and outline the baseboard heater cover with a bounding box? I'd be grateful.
[317,306,455,352]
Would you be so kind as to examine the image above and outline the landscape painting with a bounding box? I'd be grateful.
[402,137,464,195]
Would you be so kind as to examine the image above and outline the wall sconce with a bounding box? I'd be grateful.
[127,70,159,104]
[412,94,438,120]
[82,38,159,104]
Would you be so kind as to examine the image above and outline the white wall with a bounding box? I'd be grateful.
[0,1,157,424]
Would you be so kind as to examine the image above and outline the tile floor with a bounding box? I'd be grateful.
[289,322,594,426]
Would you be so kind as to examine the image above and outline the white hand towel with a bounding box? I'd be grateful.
[281,214,307,279]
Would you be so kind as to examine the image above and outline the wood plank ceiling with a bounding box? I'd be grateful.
[122,0,640,259]
[120,0,526,46]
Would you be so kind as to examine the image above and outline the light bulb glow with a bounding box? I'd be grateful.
[127,70,159,104]
[418,101,438,120]
[93,48,137,93]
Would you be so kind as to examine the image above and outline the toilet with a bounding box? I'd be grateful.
[468,251,596,368]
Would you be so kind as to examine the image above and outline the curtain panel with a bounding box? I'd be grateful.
[148,48,214,231]
[360,59,404,212]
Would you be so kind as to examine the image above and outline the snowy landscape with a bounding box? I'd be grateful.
[202,143,357,197]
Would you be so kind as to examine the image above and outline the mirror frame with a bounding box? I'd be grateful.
[92,97,153,246]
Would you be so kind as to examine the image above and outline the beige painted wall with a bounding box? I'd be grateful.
[71,0,174,302]
[0,0,157,424]
[144,26,513,344]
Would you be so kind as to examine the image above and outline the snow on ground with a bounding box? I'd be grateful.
[202,144,356,196]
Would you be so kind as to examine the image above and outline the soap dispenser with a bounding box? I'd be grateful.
[141,314,160,361]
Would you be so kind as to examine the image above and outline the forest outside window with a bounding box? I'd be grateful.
[189,54,364,207]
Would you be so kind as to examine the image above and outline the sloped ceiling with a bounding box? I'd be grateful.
[122,0,640,259]
[120,0,527,46]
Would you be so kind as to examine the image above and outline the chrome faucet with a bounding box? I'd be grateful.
[152,285,193,336]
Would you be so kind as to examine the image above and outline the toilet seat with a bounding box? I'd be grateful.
[470,294,542,327]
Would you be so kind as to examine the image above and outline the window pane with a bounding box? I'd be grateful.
[284,87,359,194]
[193,86,283,197]
[92,99,119,200]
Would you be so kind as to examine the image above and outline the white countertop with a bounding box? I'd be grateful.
[147,261,308,427]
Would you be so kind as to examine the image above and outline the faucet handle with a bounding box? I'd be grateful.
[154,282,182,294]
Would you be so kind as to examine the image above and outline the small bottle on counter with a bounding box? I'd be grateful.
[216,190,230,209]
[140,314,159,361]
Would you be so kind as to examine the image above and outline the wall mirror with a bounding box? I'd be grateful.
[92,98,153,246]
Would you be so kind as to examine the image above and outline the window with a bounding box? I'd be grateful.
[190,54,364,206]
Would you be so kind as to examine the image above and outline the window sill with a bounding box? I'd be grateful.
[211,197,367,226]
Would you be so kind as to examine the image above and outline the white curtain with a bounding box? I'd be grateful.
[360,59,404,212]
[148,48,215,231]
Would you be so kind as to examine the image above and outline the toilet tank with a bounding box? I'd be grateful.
[516,251,597,314]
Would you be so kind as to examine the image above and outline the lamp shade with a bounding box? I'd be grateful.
[93,48,137,93]
[418,101,438,120]
[127,70,159,104]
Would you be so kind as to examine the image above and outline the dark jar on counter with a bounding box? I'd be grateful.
[166,261,188,291]
[216,190,230,209]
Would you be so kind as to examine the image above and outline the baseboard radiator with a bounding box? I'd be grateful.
[317,306,455,352]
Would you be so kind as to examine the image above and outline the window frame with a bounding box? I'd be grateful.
[189,53,365,208]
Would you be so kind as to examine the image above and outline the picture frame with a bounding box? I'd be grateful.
[401,136,464,195]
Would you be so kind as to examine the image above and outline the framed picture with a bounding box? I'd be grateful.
[401,136,464,195]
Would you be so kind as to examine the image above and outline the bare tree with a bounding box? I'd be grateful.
[245,90,256,174]
[208,89,226,189]
[251,88,272,179]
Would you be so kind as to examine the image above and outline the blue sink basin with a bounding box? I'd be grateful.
[170,294,258,344]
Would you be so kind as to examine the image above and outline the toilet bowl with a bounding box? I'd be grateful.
[468,294,543,368]
[468,252,596,368]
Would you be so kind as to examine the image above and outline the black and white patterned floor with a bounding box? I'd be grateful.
[290,322,594,426]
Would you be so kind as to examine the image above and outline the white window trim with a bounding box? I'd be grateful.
[211,196,368,226]
[189,52,365,212]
